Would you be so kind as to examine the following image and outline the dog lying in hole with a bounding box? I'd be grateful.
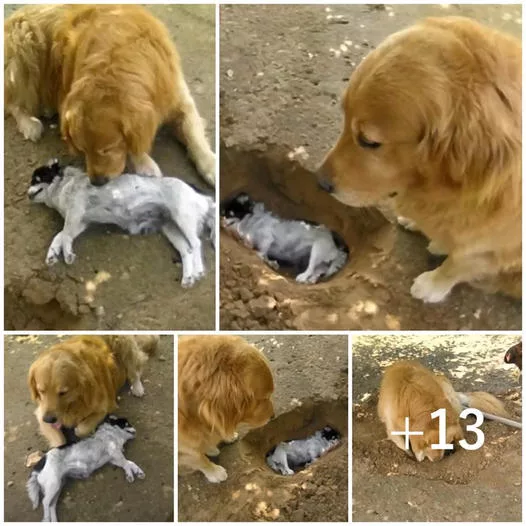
[28,160,215,288]
[266,426,341,475]
[27,415,144,522]
[221,192,348,284]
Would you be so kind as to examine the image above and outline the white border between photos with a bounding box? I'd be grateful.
[1,1,525,526]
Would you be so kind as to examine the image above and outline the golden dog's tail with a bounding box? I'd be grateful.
[456,391,510,418]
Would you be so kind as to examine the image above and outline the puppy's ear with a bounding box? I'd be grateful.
[418,82,520,204]
[121,100,157,156]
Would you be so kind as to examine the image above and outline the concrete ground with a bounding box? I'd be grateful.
[219,4,522,330]
[4,4,216,330]
[178,335,348,522]
[352,334,522,522]
[4,335,174,522]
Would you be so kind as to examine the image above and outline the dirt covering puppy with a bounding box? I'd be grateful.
[178,335,275,482]
[5,4,215,186]
[221,192,348,283]
[27,415,144,522]
[28,160,215,288]
[318,17,521,302]
[378,360,510,462]
[266,426,341,475]
[28,335,158,448]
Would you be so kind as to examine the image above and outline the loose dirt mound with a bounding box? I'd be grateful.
[179,400,348,522]
[353,394,522,522]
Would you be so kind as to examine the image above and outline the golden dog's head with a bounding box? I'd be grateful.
[61,82,158,186]
[410,415,464,462]
[182,337,275,439]
[317,17,521,207]
[28,349,95,428]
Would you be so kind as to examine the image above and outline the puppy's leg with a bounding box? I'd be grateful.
[162,223,204,288]
[35,406,65,448]
[60,218,88,265]
[130,153,163,178]
[169,79,215,186]
[296,239,332,284]
[74,411,107,438]
[110,451,145,482]
[411,251,500,303]
[46,232,65,265]
[9,106,44,142]
[41,478,61,522]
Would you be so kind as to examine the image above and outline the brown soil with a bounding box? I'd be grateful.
[219,4,522,331]
[178,335,349,522]
[4,335,174,522]
[352,334,522,522]
[4,4,216,330]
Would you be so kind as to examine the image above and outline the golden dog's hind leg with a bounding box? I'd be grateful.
[9,106,44,142]
[74,411,107,438]
[411,251,500,303]
[169,78,216,187]
[35,407,65,448]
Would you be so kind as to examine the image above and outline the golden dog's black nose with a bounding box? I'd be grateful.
[90,175,109,187]
[43,413,58,424]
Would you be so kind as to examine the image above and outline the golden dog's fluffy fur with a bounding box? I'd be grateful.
[319,17,521,302]
[378,360,509,462]
[28,335,158,448]
[5,4,215,186]
[178,335,275,482]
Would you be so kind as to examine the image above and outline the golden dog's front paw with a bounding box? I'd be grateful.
[20,116,44,142]
[204,464,227,483]
[411,270,452,303]
[74,422,96,438]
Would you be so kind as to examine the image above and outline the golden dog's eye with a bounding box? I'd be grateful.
[357,133,381,149]
[58,390,68,397]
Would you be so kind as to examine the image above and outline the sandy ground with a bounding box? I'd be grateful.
[4,4,216,330]
[352,334,522,522]
[219,4,522,331]
[4,335,174,522]
[178,335,348,522]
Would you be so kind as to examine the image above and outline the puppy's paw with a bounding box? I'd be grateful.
[181,274,196,288]
[63,250,76,265]
[125,461,145,482]
[411,270,452,303]
[196,150,216,187]
[130,379,145,397]
[204,464,228,483]
[45,248,61,266]
[296,272,318,284]
[20,116,44,142]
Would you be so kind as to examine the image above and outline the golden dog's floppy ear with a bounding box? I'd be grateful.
[418,82,520,205]
[28,362,39,402]
[197,372,252,439]
[121,99,158,156]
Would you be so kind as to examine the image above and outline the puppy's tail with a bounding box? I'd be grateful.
[26,472,41,509]
[457,391,510,418]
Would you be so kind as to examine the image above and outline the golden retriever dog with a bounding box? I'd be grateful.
[5,4,215,186]
[178,335,275,482]
[318,17,521,302]
[378,360,509,462]
[28,335,158,448]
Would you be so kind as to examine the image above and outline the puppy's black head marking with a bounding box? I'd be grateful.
[220,192,255,219]
[31,159,63,186]
[321,426,341,441]
[105,414,134,431]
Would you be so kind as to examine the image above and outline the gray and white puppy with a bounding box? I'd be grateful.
[27,415,144,522]
[221,193,348,284]
[266,426,341,475]
[28,160,216,288]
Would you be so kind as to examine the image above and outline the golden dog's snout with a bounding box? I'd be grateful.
[316,163,335,194]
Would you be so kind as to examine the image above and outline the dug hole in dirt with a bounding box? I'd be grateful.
[219,4,522,331]
[178,335,349,522]
[352,335,522,522]
[4,4,216,330]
